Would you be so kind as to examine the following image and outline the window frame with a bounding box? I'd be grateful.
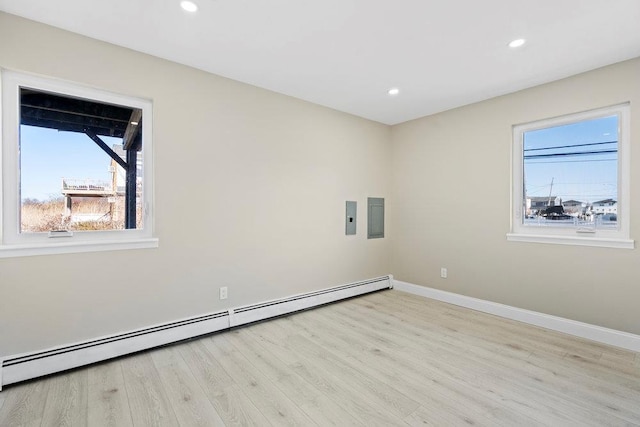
[1,69,157,258]
[507,103,633,249]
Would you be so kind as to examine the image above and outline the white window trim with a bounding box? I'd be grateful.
[1,70,158,257]
[507,103,633,249]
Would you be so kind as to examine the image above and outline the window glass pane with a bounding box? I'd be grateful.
[19,88,143,233]
[522,115,618,229]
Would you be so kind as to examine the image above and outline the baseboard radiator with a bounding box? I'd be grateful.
[1,275,392,389]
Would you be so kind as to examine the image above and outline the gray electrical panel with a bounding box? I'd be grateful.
[345,201,357,235]
[367,197,385,239]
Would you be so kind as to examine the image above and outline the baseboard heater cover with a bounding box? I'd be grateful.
[1,275,392,389]
[229,275,393,328]
[1,311,230,389]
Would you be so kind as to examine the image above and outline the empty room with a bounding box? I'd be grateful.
[1,0,639,425]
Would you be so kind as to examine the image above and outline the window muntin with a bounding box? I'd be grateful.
[1,70,154,252]
[510,104,631,248]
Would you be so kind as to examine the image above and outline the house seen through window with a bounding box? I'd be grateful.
[19,88,144,233]
[522,114,618,229]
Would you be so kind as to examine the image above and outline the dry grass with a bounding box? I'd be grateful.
[21,197,143,232]
[21,199,68,232]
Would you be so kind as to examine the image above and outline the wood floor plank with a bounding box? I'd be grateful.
[120,352,179,426]
[366,292,640,421]
[289,307,529,427]
[151,346,225,426]
[375,296,640,405]
[226,327,367,426]
[404,403,501,427]
[384,290,621,363]
[599,349,638,374]
[40,368,88,427]
[298,305,548,426]
[87,360,133,427]
[352,292,636,392]
[351,293,625,375]
[178,341,271,426]
[201,333,318,426]
[368,291,596,360]
[0,377,50,427]
[245,322,411,426]
[286,333,420,418]
[367,291,640,405]
[383,291,640,422]
[314,295,635,425]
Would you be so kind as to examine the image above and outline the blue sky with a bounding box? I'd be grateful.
[523,115,618,204]
[20,126,122,200]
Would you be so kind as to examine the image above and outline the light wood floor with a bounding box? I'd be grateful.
[1,290,639,426]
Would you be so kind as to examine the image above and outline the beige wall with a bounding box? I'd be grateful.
[391,57,640,335]
[0,13,391,356]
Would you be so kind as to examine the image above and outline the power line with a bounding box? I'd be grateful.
[525,158,616,165]
[524,140,617,152]
[526,182,616,186]
[524,149,617,159]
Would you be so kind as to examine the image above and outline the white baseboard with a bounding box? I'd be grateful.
[1,275,392,390]
[393,280,640,353]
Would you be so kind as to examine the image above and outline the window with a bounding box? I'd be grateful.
[1,70,157,257]
[508,104,632,249]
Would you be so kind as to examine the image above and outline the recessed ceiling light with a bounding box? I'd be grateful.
[508,38,526,48]
[388,87,400,96]
[180,1,198,12]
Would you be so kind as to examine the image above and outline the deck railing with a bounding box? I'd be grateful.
[61,178,113,194]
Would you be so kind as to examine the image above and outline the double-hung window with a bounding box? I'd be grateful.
[1,70,157,257]
[508,103,632,249]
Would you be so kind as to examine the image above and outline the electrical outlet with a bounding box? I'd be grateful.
[219,287,228,300]
[440,268,448,279]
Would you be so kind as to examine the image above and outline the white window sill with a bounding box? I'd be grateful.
[0,238,159,258]
[506,233,634,249]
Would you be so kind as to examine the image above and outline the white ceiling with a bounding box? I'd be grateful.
[1,0,639,125]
